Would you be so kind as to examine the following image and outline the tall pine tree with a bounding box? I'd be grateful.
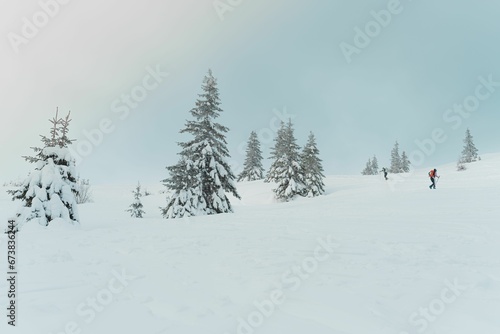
[460,128,479,163]
[266,120,305,201]
[390,141,402,173]
[238,131,264,182]
[9,110,80,230]
[161,70,240,218]
[301,132,325,197]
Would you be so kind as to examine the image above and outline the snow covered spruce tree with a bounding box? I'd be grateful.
[266,120,305,201]
[265,122,286,183]
[370,155,379,175]
[300,132,325,197]
[161,70,240,219]
[390,141,402,173]
[362,155,379,175]
[238,131,264,182]
[401,151,410,172]
[8,110,80,230]
[126,182,146,218]
[362,158,373,175]
[460,128,479,163]
[162,158,205,218]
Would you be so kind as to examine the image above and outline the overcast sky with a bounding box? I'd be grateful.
[1,0,500,184]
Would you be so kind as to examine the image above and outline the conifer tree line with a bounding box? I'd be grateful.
[361,141,410,175]
[7,70,326,227]
[161,70,326,218]
[362,129,481,175]
[8,70,483,228]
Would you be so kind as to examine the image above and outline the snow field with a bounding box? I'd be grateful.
[0,154,499,333]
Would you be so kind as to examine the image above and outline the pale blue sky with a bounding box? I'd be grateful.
[1,0,499,184]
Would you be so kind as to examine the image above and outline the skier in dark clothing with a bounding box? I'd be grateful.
[381,168,388,180]
[429,168,439,189]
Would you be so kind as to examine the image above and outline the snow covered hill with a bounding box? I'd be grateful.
[1,154,500,334]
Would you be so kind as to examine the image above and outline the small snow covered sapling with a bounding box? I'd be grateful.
[127,182,146,218]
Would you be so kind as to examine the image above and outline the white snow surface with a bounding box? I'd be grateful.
[1,154,500,334]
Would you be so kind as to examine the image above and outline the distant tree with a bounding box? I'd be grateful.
[266,120,305,201]
[390,141,402,173]
[126,182,146,218]
[457,158,467,172]
[265,122,285,183]
[370,155,379,175]
[238,131,264,182]
[362,155,379,175]
[460,128,479,163]
[161,70,240,218]
[8,110,80,230]
[300,132,325,197]
[361,158,373,175]
[401,151,410,173]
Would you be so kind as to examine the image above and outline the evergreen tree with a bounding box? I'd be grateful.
[460,128,479,163]
[401,151,410,173]
[266,120,305,201]
[370,155,379,175]
[390,141,402,173]
[361,158,372,175]
[161,70,240,218]
[8,110,80,230]
[238,131,264,182]
[265,122,287,183]
[126,182,146,218]
[457,157,467,171]
[162,158,206,218]
[301,132,325,197]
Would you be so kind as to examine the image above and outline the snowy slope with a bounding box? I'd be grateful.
[1,154,500,334]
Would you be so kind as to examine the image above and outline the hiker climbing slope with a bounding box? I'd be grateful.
[429,168,439,189]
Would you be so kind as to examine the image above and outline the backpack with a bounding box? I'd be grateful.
[429,170,435,178]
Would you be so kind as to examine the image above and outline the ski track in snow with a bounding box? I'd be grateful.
[0,154,500,333]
